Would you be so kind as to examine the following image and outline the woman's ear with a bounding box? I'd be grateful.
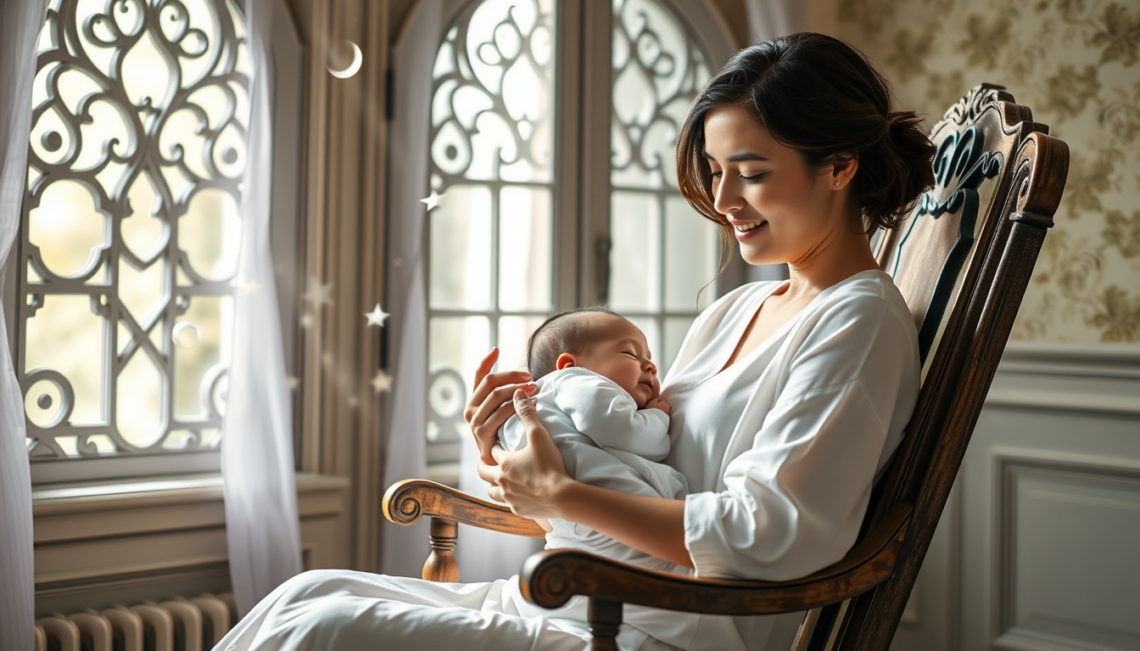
[829,153,859,189]
[555,353,577,371]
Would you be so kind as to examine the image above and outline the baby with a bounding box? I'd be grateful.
[498,307,688,573]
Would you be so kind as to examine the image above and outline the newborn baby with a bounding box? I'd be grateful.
[498,307,688,573]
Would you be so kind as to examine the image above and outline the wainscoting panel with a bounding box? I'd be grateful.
[996,456,1140,650]
[889,343,1140,651]
[960,343,1140,651]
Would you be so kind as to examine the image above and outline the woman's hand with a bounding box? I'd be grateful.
[477,388,572,519]
[463,348,536,464]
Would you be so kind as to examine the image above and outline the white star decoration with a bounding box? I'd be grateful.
[302,280,333,307]
[364,303,390,327]
[299,313,315,329]
[420,191,443,211]
[241,279,262,294]
[371,370,393,393]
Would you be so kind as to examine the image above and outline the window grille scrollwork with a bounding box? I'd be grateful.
[20,0,249,460]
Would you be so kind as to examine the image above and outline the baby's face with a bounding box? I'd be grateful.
[572,316,660,407]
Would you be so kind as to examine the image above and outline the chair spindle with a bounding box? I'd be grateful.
[423,518,459,583]
[587,598,622,651]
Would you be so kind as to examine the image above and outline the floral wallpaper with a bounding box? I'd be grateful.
[833,0,1140,343]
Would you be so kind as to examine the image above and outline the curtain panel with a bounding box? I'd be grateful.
[221,0,303,616]
[0,1,50,647]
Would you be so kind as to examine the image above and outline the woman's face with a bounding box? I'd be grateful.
[703,104,856,267]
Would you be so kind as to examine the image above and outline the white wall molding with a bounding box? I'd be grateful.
[949,343,1140,651]
[984,342,1140,417]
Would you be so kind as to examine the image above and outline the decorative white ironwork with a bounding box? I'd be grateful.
[610,0,711,191]
[426,0,556,447]
[607,0,719,369]
[19,0,249,459]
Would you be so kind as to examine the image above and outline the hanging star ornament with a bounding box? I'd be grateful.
[364,303,390,327]
[371,370,393,393]
[420,191,443,211]
[302,280,333,308]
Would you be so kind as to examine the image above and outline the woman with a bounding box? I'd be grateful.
[213,32,934,651]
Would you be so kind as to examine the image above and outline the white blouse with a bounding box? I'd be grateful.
[664,269,920,582]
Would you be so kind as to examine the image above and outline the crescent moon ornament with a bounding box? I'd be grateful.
[327,41,362,79]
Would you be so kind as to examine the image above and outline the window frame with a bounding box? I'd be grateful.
[422,0,744,476]
[4,0,307,485]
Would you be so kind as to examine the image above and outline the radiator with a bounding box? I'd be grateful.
[35,592,236,651]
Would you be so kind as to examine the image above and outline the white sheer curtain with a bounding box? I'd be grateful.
[744,0,805,284]
[0,1,49,647]
[380,0,441,577]
[221,0,303,616]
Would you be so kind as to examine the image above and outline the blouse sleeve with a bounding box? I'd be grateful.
[682,294,919,580]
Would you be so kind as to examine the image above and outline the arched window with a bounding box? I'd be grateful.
[18,0,249,473]
[424,0,735,467]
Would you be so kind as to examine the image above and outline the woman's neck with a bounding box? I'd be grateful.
[784,225,880,299]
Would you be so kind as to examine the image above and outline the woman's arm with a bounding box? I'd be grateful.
[479,388,693,569]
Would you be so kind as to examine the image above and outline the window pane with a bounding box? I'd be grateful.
[664,196,719,312]
[499,187,552,312]
[24,295,105,428]
[609,191,661,312]
[498,315,546,374]
[428,316,490,442]
[429,185,493,310]
[173,296,230,420]
[625,315,661,370]
[663,316,694,376]
[28,180,106,279]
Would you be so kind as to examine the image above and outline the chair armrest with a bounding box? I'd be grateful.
[520,503,913,616]
[382,479,547,539]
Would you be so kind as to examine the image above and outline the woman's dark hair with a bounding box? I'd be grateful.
[525,307,619,380]
[676,32,935,237]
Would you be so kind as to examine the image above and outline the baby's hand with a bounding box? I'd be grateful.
[644,397,671,417]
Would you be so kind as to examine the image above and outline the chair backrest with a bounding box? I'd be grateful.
[819,84,1069,650]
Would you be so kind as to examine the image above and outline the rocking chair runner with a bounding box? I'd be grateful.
[382,85,1069,651]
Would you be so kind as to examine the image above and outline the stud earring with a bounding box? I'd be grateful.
[835,180,840,187]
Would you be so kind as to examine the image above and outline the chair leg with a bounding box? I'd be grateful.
[422,518,460,583]
[587,598,622,651]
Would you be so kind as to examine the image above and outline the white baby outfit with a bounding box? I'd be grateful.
[498,366,688,573]
[213,269,920,651]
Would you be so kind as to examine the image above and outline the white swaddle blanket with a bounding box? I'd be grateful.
[498,367,688,573]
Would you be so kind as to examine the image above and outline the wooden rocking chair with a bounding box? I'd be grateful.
[382,85,1069,650]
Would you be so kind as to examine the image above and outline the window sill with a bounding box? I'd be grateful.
[32,472,351,615]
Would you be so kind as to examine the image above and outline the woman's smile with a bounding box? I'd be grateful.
[731,219,767,240]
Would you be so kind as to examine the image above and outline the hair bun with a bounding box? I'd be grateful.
[865,110,936,227]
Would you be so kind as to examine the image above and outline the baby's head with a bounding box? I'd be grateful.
[526,307,660,407]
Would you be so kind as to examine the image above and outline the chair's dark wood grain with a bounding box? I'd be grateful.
[519,504,912,615]
[381,85,1069,651]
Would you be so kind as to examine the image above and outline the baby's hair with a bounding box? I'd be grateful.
[525,306,619,380]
